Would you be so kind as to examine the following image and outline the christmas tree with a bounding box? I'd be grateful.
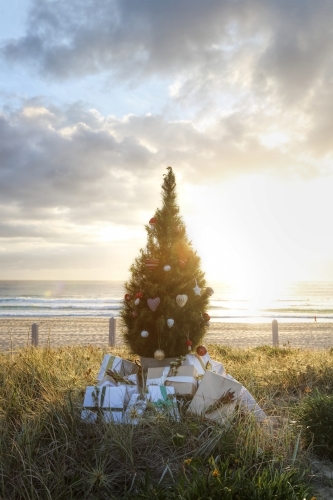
[121,167,213,359]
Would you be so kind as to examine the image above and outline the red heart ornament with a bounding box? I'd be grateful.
[147,297,160,312]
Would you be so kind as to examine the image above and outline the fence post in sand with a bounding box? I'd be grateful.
[31,323,39,346]
[272,319,279,347]
[109,317,116,346]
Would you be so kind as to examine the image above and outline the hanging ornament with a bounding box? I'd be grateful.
[135,291,143,299]
[167,318,174,328]
[124,294,131,301]
[185,339,193,351]
[141,330,149,338]
[149,217,157,229]
[131,311,138,318]
[145,258,159,270]
[206,287,214,297]
[134,298,140,305]
[176,294,188,308]
[154,349,165,360]
[193,279,202,296]
[147,297,161,312]
[203,313,210,322]
[179,258,187,268]
[164,265,171,272]
[196,345,207,356]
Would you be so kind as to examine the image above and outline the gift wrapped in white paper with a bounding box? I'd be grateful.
[97,354,124,381]
[148,385,180,420]
[189,371,242,424]
[100,385,132,409]
[82,386,100,409]
[124,393,147,425]
[184,353,226,379]
[146,365,197,396]
[81,409,98,423]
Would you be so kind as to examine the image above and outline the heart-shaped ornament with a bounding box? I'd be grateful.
[147,297,160,312]
[176,294,188,308]
[167,318,174,328]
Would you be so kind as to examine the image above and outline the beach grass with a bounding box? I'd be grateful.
[0,344,332,499]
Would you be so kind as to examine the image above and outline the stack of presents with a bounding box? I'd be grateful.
[81,349,267,425]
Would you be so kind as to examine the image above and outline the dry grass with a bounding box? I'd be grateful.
[0,343,332,499]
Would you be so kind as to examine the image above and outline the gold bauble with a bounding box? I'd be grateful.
[154,349,165,360]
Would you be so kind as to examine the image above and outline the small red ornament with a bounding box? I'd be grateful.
[185,339,193,351]
[135,291,143,299]
[149,217,157,229]
[203,313,210,322]
[124,294,131,301]
[145,258,159,270]
[196,345,207,356]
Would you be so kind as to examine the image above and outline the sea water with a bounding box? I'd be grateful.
[1,280,333,323]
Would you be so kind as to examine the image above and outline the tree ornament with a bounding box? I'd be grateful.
[135,291,143,299]
[176,294,188,308]
[167,318,174,328]
[179,258,187,267]
[145,258,159,270]
[193,279,202,296]
[175,224,183,233]
[164,265,171,272]
[185,339,193,351]
[149,217,157,229]
[196,345,207,356]
[134,298,140,305]
[141,330,149,338]
[203,313,210,322]
[147,297,161,312]
[154,349,165,360]
[124,294,131,301]
[131,311,138,318]
[206,287,214,296]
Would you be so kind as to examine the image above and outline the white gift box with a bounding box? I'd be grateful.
[184,353,226,379]
[81,409,98,423]
[102,410,124,424]
[189,371,242,424]
[124,393,147,425]
[100,385,130,409]
[82,386,100,409]
[148,385,180,420]
[97,354,124,381]
[225,374,267,422]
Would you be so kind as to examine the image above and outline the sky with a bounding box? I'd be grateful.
[1,0,333,293]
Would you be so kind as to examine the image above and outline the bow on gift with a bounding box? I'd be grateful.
[146,367,196,386]
[153,385,175,408]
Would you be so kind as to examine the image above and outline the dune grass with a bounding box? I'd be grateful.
[0,343,332,499]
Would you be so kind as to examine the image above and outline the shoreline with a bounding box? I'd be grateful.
[1,317,333,352]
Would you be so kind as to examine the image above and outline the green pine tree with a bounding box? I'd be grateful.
[121,167,211,359]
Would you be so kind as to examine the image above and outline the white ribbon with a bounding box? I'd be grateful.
[146,366,196,386]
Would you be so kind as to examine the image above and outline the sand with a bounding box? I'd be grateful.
[1,317,333,352]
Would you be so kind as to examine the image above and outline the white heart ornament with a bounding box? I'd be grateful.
[147,297,160,312]
[167,318,174,328]
[176,294,188,308]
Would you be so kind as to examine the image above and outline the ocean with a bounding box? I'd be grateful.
[0,280,333,323]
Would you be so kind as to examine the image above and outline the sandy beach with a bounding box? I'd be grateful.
[1,317,333,352]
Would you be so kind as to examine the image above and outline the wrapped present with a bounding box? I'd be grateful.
[100,385,135,409]
[147,385,180,420]
[124,393,147,425]
[97,374,117,388]
[82,386,101,409]
[188,371,242,424]
[123,359,140,376]
[81,409,98,423]
[184,353,226,380]
[146,365,197,396]
[225,374,267,422]
[97,354,124,381]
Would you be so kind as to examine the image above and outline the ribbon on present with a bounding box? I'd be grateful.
[146,367,196,387]
[106,370,136,385]
[154,385,174,408]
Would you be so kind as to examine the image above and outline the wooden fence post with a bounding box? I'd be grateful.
[272,319,278,347]
[31,323,39,346]
[109,317,116,346]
